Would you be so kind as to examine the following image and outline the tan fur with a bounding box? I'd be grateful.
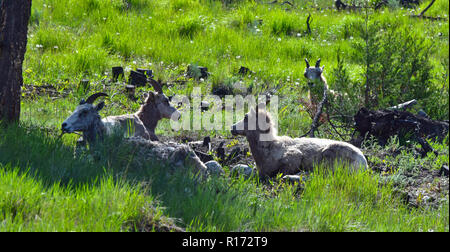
[102,114,151,139]
[103,91,180,141]
[231,108,368,177]
[126,137,208,178]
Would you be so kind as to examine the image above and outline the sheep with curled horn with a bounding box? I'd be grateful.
[61,92,208,178]
[61,92,108,145]
[231,104,368,178]
[102,78,181,141]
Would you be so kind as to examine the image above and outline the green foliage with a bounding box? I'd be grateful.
[1,124,448,231]
[6,0,450,231]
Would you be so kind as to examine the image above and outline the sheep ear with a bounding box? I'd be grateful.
[95,101,105,111]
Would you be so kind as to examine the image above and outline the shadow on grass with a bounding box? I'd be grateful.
[0,123,261,231]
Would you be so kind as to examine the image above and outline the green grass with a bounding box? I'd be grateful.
[0,166,169,231]
[0,124,448,231]
[1,0,448,231]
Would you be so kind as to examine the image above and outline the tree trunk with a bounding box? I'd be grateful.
[0,0,32,124]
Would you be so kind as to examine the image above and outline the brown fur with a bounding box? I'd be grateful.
[103,91,180,141]
[231,108,368,177]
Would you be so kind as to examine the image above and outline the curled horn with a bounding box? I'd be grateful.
[315,58,321,68]
[85,92,108,104]
[149,78,164,93]
[304,58,310,68]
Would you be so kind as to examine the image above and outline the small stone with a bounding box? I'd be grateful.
[231,164,255,179]
[205,160,224,176]
[282,175,302,184]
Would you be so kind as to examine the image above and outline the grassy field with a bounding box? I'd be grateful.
[0,0,448,231]
[1,124,448,231]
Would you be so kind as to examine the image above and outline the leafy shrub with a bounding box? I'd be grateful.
[352,21,446,120]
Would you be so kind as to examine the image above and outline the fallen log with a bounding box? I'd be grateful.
[387,99,417,111]
[354,107,449,154]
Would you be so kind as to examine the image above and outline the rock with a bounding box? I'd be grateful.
[282,175,304,184]
[231,164,255,179]
[228,147,242,159]
[205,160,224,176]
[200,101,210,112]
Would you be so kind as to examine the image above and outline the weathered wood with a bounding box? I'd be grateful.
[418,0,435,17]
[136,68,153,78]
[112,66,124,81]
[125,84,136,98]
[0,0,32,123]
[388,99,417,111]
[354,108,449,147]
[306,14,312,35]
[128,70,147,87]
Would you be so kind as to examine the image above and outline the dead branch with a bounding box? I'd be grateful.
[301,81,328,138]
[387,99,417,111]
[306,13,312,35]
[411,0,447,21]
[419,0,435,17]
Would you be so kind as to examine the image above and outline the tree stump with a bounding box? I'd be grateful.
[128,70,147,87]
[112,66,124,81]
[136,68,153,78]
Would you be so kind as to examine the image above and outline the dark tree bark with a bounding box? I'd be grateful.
[0,0,32,124]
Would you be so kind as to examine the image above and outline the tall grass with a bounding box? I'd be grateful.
[6,0,449,232]
[1,124,447,231]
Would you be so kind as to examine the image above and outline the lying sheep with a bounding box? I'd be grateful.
[231,106,368,178]
[61,92,207,177]
[103,91,180,141]
[103,79,181,141]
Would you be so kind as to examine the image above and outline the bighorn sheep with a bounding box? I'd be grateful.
[231,106,368,178]
[61,92,109,144]
[300,58,329,123]
[103,79,181,141]
[61,92,207,177]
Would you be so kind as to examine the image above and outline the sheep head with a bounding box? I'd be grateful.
[145,90,181,121]
[231,104,274,139]
[61,92,108,134]
[304,58,325,82]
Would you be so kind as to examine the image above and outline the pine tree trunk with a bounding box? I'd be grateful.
[0,0,32,124]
